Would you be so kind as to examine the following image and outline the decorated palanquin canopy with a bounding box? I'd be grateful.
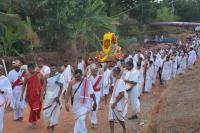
[96,32,124,62]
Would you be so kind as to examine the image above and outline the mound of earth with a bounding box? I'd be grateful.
[145,60,200,133]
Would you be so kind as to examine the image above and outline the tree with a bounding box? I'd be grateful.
[161,0,200,22]
[156,6,178,21]
[0,11,40,56]
[103,0,158,24]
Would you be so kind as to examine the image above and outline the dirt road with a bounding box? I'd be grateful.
[4,61,200,133]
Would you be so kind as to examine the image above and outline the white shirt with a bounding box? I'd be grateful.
[40,65,51,77]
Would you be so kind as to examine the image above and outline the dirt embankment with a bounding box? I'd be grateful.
[145,60,200,133]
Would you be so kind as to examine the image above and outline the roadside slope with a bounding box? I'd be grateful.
[145,61,200,133]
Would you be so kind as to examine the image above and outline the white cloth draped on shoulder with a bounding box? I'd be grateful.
[8,69,25,120]
[188,50,197,69]
[0,75,12,132]
[102,69,111,96]
[144,64,154,93]
[108,79,128,121]
[62,65,72,91]
[88,75,102,124]
[43,73,64,127]
[72,78,94,133]
[125,69,140,115]
[161,61,172,81]
[153,59,160,84]
[177,56,187,75]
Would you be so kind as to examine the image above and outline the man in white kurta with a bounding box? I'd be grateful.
[8,60,25,121]
[43,65,64,130]
[88,65,103,128]
[124,61,140,120]
[0,65,12,132]
[188,48,197,69]
[65,69,97,133]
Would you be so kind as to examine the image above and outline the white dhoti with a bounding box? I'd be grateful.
[102,69,111,96]
[144,66,154,92]
[0,76,12,132]
[43,74,64,127]
[73,104,88,133]
[43,98,61,127]
[71,79,94,133]
[172,66,177,78]
[10,86,24,120]
[108,106,127,122]
[102,86,109,96]
[0,95,5,133]
[109,79,128,121]
[128,88,140,114]
[8,69,26,120]
[153,66,159,84]
[188,58,195,69]
[0,107,4,133]
[188,50,197,69]
[138,69,144,96]
[178,57,187,75]
[138,81,144,96]
[124,69,140,114]
[177,65,185,75]
[198,47,200,56]
[144,77,153,92]
[161,61,172,81]
[90,91,101,124]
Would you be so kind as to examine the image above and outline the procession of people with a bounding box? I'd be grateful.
[0,36,200,133]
